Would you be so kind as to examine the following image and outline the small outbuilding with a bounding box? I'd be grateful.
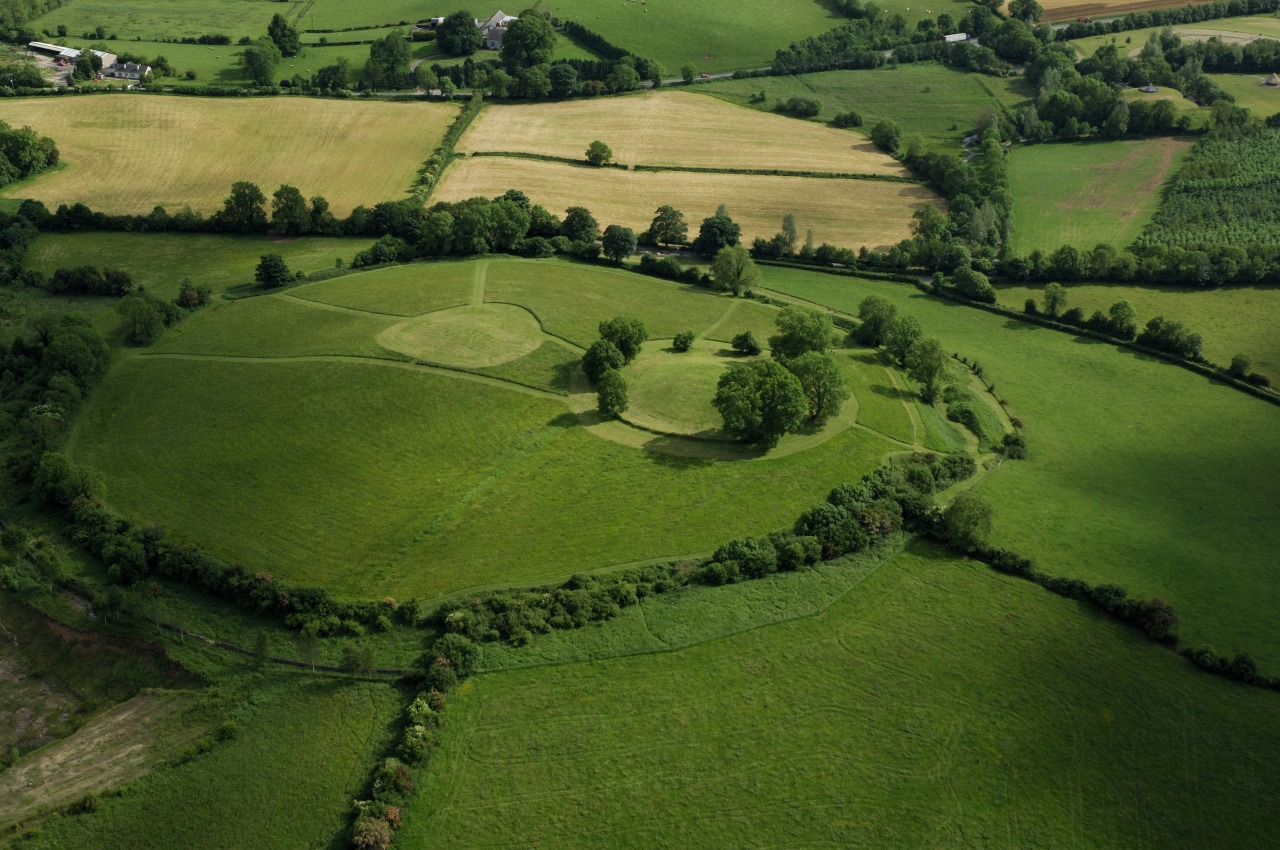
[943,32,970,43]
[1139,85,1160,93]
[1264,72,1280,87]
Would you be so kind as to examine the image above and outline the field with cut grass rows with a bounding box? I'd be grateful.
[0,95,456,215]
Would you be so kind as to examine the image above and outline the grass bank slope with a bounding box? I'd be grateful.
[459,92,907,175]
[760,265,1280,669]
[1008,137,1192,254]
[403,545,1280,848]
[0,96,457,216]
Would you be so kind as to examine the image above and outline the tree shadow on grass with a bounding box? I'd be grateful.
[550,361,576,392]
[1002,318,1041,332]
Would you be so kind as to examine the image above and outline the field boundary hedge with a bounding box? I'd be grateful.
[467,150,628,170]
[416,97,484,201]
[631,164,921,183]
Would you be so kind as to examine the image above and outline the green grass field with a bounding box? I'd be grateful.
[12,679,401,850]
[759,266,1280,670]
[1008,137,1193,254]
[401,544,1280,848]
[69,259,920,601]
[702,64,1030,146]
[1067,14,1280,58]
[994,280,1280,377]
[1207,73,1280,118]
[30,0,308,41]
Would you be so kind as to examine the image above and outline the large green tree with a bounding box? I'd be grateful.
[213,182,268,233]
[438,10,482,56]
[855,295,897,347]
[939,491,995,551]
[502,10,556,71]
[241,38,281,86]
[769,306,834,362]
[596,369,628,418]
[254,253,292,288]
[601,225,637,263]
[582,339,625,384]
[561,206,599,243]
[270,184,309,235]
[598,317,647,362]
[711,244,759,296]
[906,337,947,403]
[884,315,923,367]
[692,210,740,256]
[648,205,687,246]
[786,351,850,424]
[713,360,807,449]
[267,12,301,57]
[367,31,413,89]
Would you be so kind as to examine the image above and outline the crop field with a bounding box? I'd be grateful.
[14,680,401,850]
[0,95,456,216]
[1007,137,1192,254]
[702,64,1031,146]
[458,92,908,175]
[995,280,1280,376]
[67,259,935,600]
[402,545,1280,848]
[1040,0,1220,24]
[436,157,936,251]
[759,266,1280,670]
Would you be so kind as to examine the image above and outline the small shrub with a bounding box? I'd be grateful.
[731,331,761,356]
[672,331,695,352]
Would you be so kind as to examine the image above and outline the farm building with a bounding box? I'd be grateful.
[1265,73,1280,87]
[27,41,116,67]
[942,32,970,43]
[104,61,150,80]
[476,10,516,50]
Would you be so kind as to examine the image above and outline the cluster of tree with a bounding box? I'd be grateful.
[794,452,978,560]
[0,62,50,89]
[435,569,666,646]
[117,282,210,346]
[1023,286,1141,341]
[425,52,658,100]
[44,265,134,296]
[0,313,110,478]
[712,306,851,448]
[582,317,645,418]
[1002,236,1280,288]
[855,295,948,403]
[0,118,58,187]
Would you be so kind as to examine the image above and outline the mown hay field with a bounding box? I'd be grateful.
[435,157,936,250]
[458,92,907,175]
[0,95,457,215]
[1040,0,1221,23]
[1008,137,1192,254]
[30,0,306,40]
[402,545,1280,848]
[702,64,1031,146]
[760,265,1280,670]
[69,259,921,600]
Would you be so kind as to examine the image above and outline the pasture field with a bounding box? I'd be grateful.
[702,64,1031,146]
[290,261,478,317]
[68,259,924,601]
[759,265,1280,670]
[458,92,908,175]
[995,280,1280,376]
[435,157,937,250]
[13,680,401,850]
[0,95,456,216]
[304,0,428,30]
[700,297,782,344]
[1207,72,1280,117]
[29,0,307,41]
[402,545,1280,848]
[24,232,370,299]
[535,0,848,74]
[1007,137,1192,254]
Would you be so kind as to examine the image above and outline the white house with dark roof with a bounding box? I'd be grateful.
[104,61,150,80]
[476,10,516,50]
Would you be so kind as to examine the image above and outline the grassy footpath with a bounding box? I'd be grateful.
[403,545,1280,848]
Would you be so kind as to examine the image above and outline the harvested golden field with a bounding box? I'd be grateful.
[0,95,457,216]
[1041,0,1217,22]
[457,91,907,176]
[436,156,936,250]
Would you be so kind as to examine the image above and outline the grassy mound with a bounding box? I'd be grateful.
[624,343,749,436]
[377,304,545,367]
